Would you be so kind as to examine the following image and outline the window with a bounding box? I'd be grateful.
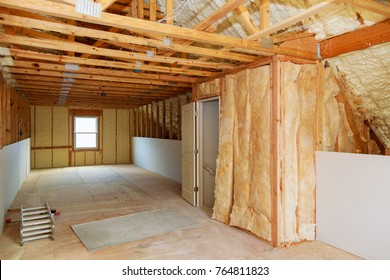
[74,116,98,149]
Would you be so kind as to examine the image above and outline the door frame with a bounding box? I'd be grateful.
[198,97,220,210]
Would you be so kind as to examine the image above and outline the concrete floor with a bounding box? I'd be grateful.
[0,164,360,260]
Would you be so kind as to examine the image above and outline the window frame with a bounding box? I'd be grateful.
[73,115,99,151]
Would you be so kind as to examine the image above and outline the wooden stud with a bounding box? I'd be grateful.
[270,56,281,247]
[156,101,160,138]
[150,103,154,138]
[177,96,182,140]
[146,104,149,137]
[162,100,166,139]
[138,0,144,20]
[169,99,173,139]
[315,61,324,151]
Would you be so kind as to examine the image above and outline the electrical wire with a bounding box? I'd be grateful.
[158,0,192,23]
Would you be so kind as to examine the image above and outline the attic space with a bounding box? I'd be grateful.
[0,0,389,261]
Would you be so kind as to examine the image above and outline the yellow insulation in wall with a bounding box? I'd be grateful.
[103,109,116,164]
[117,109,130,164]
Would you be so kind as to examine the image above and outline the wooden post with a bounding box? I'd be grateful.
[177,96,182,140]
[386,148,390,156]
[162,100,166,138]
[316,61,324,151]
[270,56,281,247]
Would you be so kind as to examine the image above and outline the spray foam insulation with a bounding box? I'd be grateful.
[329,43,390,147]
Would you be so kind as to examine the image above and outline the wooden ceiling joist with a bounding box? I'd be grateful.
[0,48,213,77]
[3,67,191,87]
[3,60,197,84]
[0,34,234,70]
[0,13,258,63]
[0,0,315,58]
[248,1,338,40]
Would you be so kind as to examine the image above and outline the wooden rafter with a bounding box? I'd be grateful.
[320,19,390,58]
[338,0,390,18]
[248,1,338,40]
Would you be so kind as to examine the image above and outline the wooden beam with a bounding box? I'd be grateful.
[0,0,315,58]
[259,0,270,30]
[320,19,390,58]
[335,72,367,153]
[248,1,338,40]
[4,67,191,87]
[338,0,390,18]
[0,13,257,63]
[0,48,212,77]
[195,0,248,31]
[235,5,259,35]
[4,60,196,83]
[98,0,117,11]
[0,34,233,70]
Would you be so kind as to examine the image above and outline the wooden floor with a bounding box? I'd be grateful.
[0,165,359,260]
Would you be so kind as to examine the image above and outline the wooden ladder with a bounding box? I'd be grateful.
[20,202,55,246]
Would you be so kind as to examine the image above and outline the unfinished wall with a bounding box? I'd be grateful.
[131,94,189,140]
[0,74,31,236]
[205,57,381,247]
[31,106,132,169]
[0,74,31,149]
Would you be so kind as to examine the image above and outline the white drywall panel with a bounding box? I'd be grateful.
[316,151,390,259]
[132,137,181,183]
[0,138,31,235]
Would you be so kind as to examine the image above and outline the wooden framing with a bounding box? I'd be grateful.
[320,19,390,58]
[270,56,281,247]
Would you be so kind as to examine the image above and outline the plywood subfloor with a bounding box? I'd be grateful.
[0,165,360,260]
